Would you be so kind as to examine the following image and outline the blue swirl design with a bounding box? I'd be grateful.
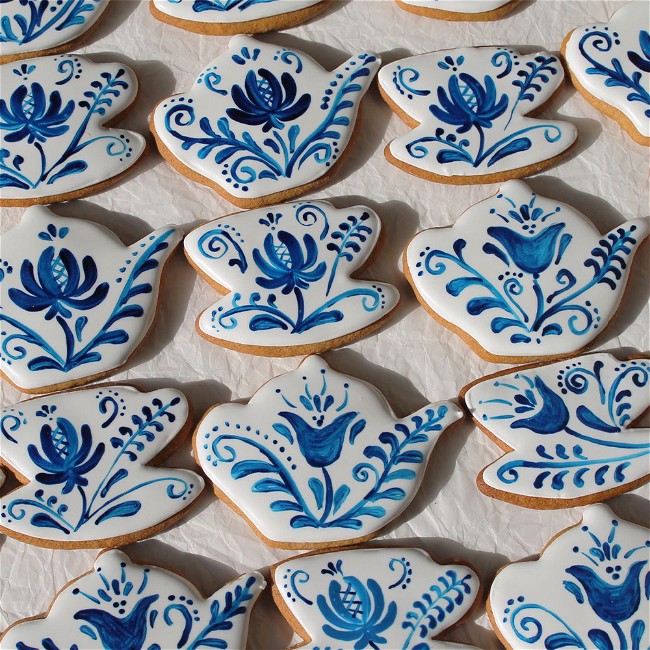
[415,191,640,346]
[162,52,377,190]
[480,358,650,494]
[502,517,650,649]
[0,0,104,48]
[405,51,564,169]
[0,60,135,192]
[0,226,174,374]
[205,368,450,531]
[205,206,383,337]
[578,27,650,117]
[0,393,193,536]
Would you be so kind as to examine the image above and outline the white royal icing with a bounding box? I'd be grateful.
[464,353,650,505]
[0,549,265,649]
[397,0,516,15]
[273,547,481,649]
[184,200,400,353]
[196,355,463,547]
[0,55,145,203]
[489,504,650,649]
[0,206,182,393]
[151,35,380,203]
[405,180,648,361]
[379,47,576,180]
[564,1,650,140]
[0,0,109,61]
[0,385,204,546]
[152,0,324,25]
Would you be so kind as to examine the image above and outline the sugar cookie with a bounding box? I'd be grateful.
[395,0,521,22]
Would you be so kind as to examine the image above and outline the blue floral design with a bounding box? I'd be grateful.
[317,560,397,649]
[28,418,104,495]
[9,246,108,320]
[227,68,310,132]
[504,516,650,650]
[182,0,285,12]
[1,392,194,537]
[0,84,74,144]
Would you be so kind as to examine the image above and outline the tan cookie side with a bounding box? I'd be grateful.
[394,0,522,21]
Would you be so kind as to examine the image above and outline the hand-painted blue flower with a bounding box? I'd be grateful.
[565,560,647,624]
[279,410,359,468]
[9,247,109,321]
[226,68,311,133]
[27,418,105,495]
[317,575,397,649]
[487,223,566,275]
[430,73,508,133]
[0,83,74,144]
[510,376,570,434]
[253,231,326,295]
[74,595,159,650]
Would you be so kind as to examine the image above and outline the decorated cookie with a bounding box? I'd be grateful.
[184,200,400,356]
[0,385,204,548]
[488,504,649,650]
[150,0,331,35]
[0,55,145,206]
[272,547,481,649]
[150,36,380,208]
[404,180,648,363]
[563,2,650,147]
[0,0,109,64]
[395,0,521,21]
[0,206,182,393]
[378,47,576,184]
[195,355,463,549]
[462,353,650,508]
[0,549,265,648]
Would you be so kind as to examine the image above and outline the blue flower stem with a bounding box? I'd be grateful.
[35,141,47,183]
[319,467,334,523]
[20,0,76,43]
[272,129,290,168]
[474,123,562,167]
[292,287,305,332]
[612,622,627,650]
[474,124,485,167]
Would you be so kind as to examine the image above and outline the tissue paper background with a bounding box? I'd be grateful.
[1,1,648,647]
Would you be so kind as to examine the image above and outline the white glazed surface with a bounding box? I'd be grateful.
[0,54,145,201]
[464,353,650,503]
[196,355,463,545]
[405,180,648,359]
[397,0,514,14]
[0,385,204,544]
[489,504,650,649]
[274,547,481,648]
[0,549,265,649]
[564,2,650,139]
[0,206,182,391]
[1,3,648,648]
[0,0,109,59]
[152,0,324,24]
[151,35,379,201]
[184,200,400,351]
[378,46,577,178]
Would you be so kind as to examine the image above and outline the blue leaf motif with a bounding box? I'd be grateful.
[486,136,531,167]
[94,500,141,524]
[588,629,614,650]
[308,477,324,510]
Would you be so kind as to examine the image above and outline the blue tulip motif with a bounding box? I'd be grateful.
[27,418,105,494]
[9,246,109,321]
[0,83,74,144]
[510,376,570,434]
[227,68,311,132]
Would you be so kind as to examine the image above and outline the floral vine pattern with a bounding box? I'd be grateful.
[1,550,265,649]
[196,356,462,547]
[490,504,650,650]
[378,46,576,179]
[405,180,648,360]
[564,2,650,142]
[152,35,379,202]
[0,55,145,203]
[184,200,399,353]
[0,386,203,546]
[0,207,181,392]
[274,547,480,649]
[464,354,650,506]
[0,0,108,61]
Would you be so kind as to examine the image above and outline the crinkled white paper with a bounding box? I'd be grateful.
[1,1,648,647]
